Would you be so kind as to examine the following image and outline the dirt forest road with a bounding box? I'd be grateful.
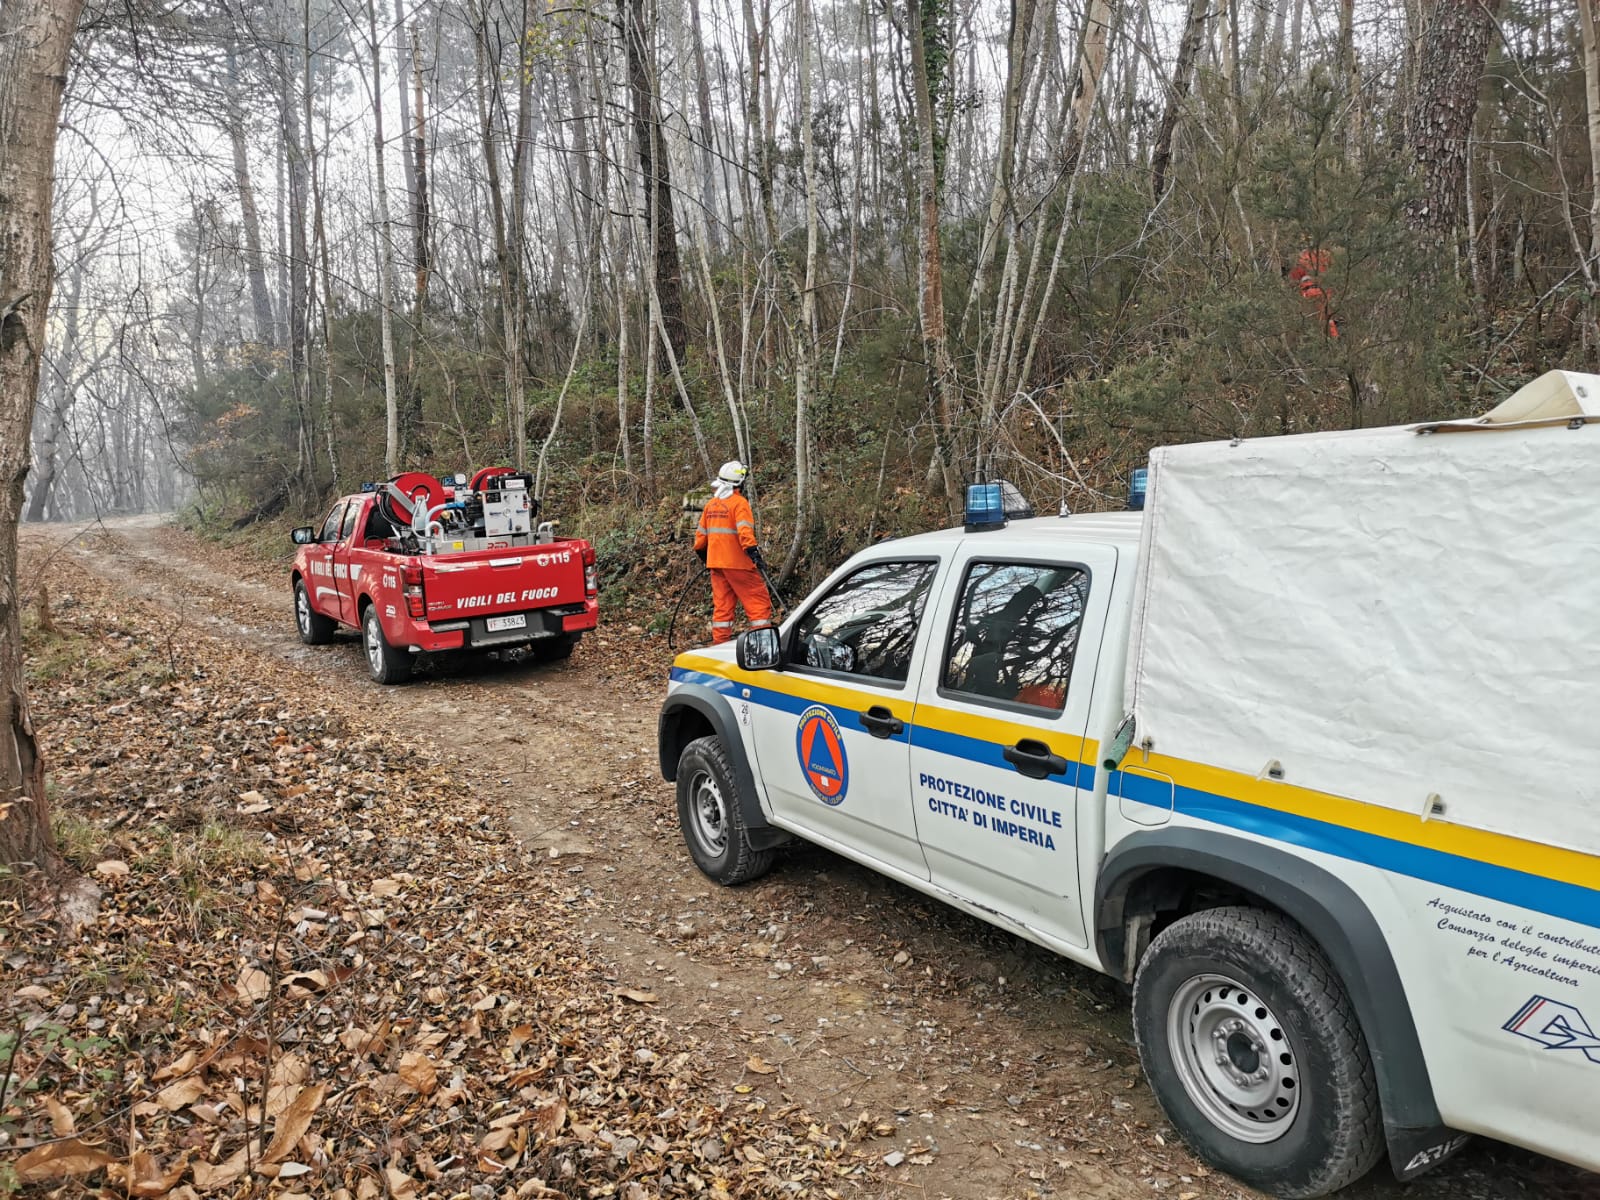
[41,515,1594,1200]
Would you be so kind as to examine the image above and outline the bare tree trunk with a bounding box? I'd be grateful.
[831,1,868,382]
[368,0,402,476]
[1405,0,1502,235]
[227,44,278,351]
[1579,0,1600,270]
[306,0,338,488]
[482,24,528,468]
[686,0,723,251]
[636,137,714,477]
[641,304,656,489]
[782,0,821,580]
[1010,0,1115,398]
[1222,0,1240,122]
[0,0,85,886]
[25,237,100,523]
[1465,123,1488,306]
[566,54,599,272]
[402,22,431,459]
[905,0,963,506]
[745,0,779,275]
[1244,0,1269,88]
[690,201,748,462]
[277,44,314,486]
[1339,0,1362,154]
[509,11,535,465]
[1151,0,1210,202]
[1266,0,1288,83]
[275,130,289,348]
[622,0,690,373]
[613,219,633,482]
[393,0,419,247]
[188,199,212,385]
[959,0,1037,340]
[535,280,593,501]
[24,400,70,524]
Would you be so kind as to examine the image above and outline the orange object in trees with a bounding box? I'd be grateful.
[1288,247,1340,338]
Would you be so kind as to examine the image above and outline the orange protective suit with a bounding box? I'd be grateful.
[1288,248,1339,338]
[694,491,773,643]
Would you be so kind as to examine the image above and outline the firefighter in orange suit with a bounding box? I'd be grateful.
[1287,243,1339,338]
[695,461,773,644]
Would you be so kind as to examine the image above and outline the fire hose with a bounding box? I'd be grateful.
[666,558,791,653]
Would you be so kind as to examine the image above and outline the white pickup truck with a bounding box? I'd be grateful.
[656,370,1600,1198]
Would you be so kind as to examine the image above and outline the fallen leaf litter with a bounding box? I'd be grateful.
[5,543,883,1197]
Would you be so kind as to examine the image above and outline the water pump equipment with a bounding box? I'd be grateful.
[369,468,548,555]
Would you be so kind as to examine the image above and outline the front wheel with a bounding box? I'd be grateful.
[675,736,774,886]
[294,580,337,645]
[362,605,413,685]
[1132,907,1383,1198]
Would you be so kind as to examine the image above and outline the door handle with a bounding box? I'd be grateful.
[858,705,904,739]
[1003,738,1069,780]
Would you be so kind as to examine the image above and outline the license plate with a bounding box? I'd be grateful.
[485,614,526,632]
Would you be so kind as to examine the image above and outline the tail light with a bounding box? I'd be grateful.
[402,564,426,619]
[582,546,598,598]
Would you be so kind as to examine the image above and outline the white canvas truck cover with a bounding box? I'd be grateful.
[1126,370,1600,854]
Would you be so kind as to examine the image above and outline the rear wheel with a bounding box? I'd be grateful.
[294,580,336,645]
[531,634,578,663]
[1132,907,1383,1198]
[362,604,413,685]
[676,736,774,886]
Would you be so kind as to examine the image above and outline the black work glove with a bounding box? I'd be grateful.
[695,545,708,564]
[748,546,765,571]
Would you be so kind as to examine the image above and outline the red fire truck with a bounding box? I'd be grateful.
[289,469,598,683]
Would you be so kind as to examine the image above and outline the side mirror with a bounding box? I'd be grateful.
[291,526,318,545]
[1101,713,1137,772]
[737,627,782,671]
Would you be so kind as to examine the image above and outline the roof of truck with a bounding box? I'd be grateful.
[873,511,1144,555]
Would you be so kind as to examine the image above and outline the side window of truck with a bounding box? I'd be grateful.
[319,503,346,543]
[339,502,361,541]
[941,561,1090,713]
[792,561,937,684]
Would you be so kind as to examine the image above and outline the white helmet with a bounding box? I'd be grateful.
[716,460,749,486]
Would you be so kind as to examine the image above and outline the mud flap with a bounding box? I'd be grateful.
[1388,1129,1471,1182]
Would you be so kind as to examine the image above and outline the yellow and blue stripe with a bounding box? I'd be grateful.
[670,656,1600,931]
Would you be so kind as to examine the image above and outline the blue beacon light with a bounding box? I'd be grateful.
[1127,468,1149,511]
[964,482,1007,531]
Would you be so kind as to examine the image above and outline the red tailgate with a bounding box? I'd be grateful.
[421,544,588,619]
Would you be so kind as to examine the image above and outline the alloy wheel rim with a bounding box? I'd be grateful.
[296,588,310,634]
[1165,972,1301,1143]
[365,615,383,672]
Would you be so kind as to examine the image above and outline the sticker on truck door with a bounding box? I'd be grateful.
[1504,996,1600,1064]
[796,706,848,806]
